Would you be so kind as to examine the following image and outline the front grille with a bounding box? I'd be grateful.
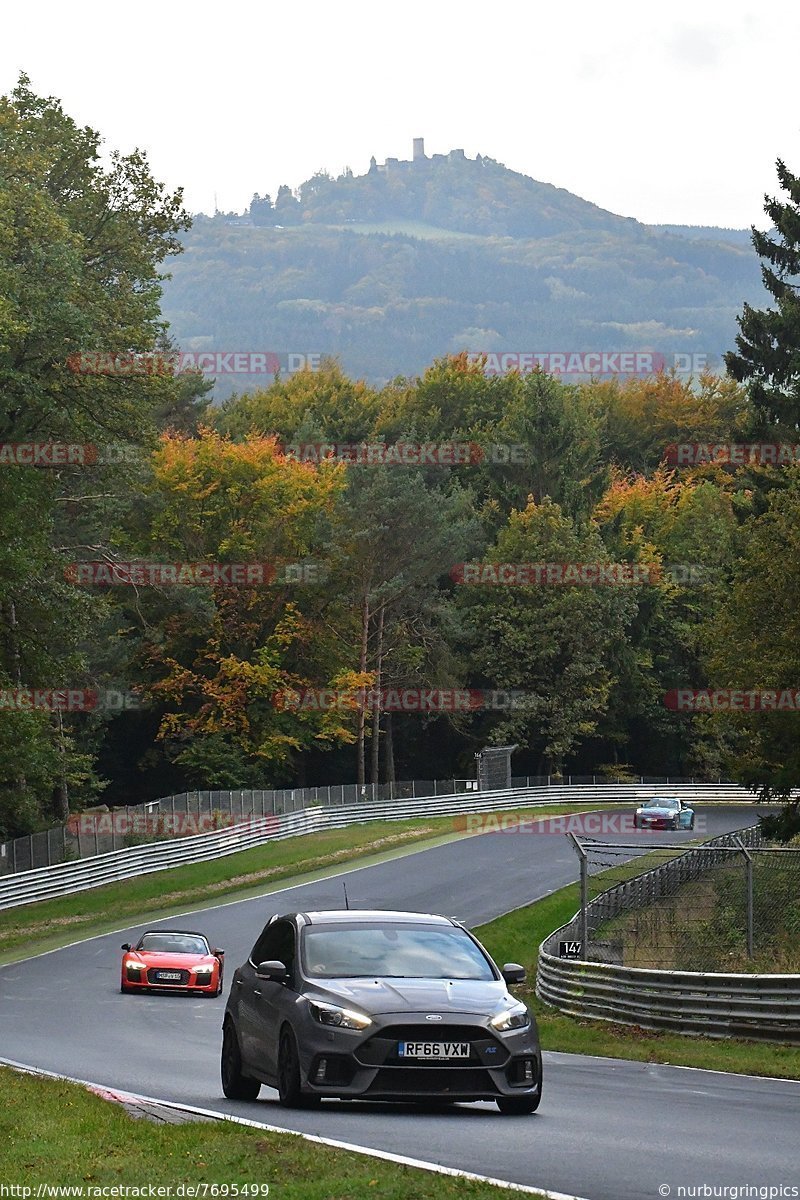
[146,968,190,985]
[366,1067,500,1097]
[356,1024,508,1068]
[376,1024,489,1041]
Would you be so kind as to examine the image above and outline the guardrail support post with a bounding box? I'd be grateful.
[734,837,755,959]
[569,833,589,960]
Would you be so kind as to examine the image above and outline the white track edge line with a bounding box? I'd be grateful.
[0,804,615,965]
[0,1057,589,1200]
[543,1048,800,1086]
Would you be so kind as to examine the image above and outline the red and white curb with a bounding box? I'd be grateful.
[0,1057,589,1200]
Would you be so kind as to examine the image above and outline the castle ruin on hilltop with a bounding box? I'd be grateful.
[368,138,484,175]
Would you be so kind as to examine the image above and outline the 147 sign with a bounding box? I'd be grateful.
[559,940,583,959]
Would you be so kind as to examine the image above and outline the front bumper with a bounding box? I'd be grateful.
[121,965,219,993]
[293,1014,542,1102]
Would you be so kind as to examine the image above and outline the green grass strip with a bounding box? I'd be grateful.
[0,1066,543,1197]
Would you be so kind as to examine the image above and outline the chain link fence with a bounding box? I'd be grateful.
[571,829,800,972]
[0,778,482,876]
[0,773,733,876]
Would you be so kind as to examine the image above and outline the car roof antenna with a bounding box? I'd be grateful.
[342,880,350,910]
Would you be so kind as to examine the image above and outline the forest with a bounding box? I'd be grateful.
[2,78,800,841]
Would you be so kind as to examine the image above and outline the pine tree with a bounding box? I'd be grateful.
[725,159,800,432]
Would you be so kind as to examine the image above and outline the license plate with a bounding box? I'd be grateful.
[398,1041,470,1059]
[155,971,182,981]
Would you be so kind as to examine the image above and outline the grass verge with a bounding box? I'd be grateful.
[475,886,800,1081]
[0,803,616,965]
[0,1067,540,1198]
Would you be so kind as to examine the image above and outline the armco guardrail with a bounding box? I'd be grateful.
[0,782,753,911]
[537,956,800,1042]
[0,773,737,875]
[536,825,800,1043]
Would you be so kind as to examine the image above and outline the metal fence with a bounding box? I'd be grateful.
[536,955,800,1043]
[536,826,800,1042]
[0,778,476,876]
[585,830,800,971]
[0,782,754,908]
[575,825,775,966]
[0,775,741,876]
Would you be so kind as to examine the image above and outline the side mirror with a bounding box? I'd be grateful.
[502,963,526,985]
[256,959,288,982]
[121,943,131,951]
[213,948,225,957]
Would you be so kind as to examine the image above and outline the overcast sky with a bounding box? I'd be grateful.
[3,0,796,228]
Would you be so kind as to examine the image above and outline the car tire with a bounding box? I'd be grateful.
[221,1022,261,1101]
[277,1028,320,1108]
[496,1094,541,1115]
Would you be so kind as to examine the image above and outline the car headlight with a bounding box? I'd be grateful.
[308,1000,372,1030]
[490,1005,530,1032]
[194,965,213,975]
[125,961,143,972]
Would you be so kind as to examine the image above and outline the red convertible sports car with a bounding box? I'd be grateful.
[121,929,224,996]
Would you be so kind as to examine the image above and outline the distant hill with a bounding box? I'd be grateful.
[648,224,755,246]
[254,147,641,240]
[159,147,767,392]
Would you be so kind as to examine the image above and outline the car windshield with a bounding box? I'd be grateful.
[643,799,678,809]
[302,923,496,980]
[138,933,208,955]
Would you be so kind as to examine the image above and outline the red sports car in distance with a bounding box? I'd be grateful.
[121,929,224,996]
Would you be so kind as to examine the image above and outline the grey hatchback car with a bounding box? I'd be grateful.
[221,909,542,1114]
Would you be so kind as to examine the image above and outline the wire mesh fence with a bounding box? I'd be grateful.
[570,829,800,972]
[0,778,473,876]
[0,773,734,876]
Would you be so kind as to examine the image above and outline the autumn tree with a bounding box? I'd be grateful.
[124,431,358,785]
[0,76,190,834]
[593,469,738,776]
[705,477,800,834]
[459,498,636,775]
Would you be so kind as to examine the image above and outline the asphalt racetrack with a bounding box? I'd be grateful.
[2,804,798,1200]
